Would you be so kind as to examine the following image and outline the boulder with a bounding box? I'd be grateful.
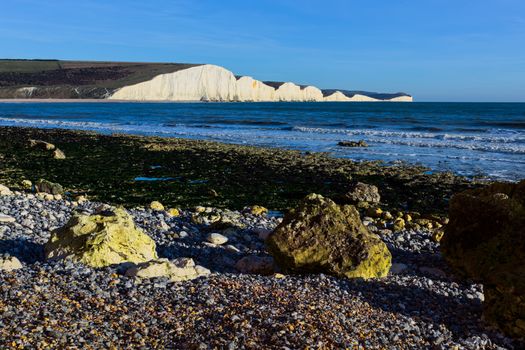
[125,258,210,282]
[267,194,391,279]
[441,180,525,338]
[0,255,23,271]
[343,182,380,204]
[45,207,158,267]
[235,256,274,275]
[35,179,64,195]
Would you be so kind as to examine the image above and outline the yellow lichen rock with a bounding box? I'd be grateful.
[45,207,158,267]
[150,201,165,211]
[125,258,210,282]
[267,194,391,279]
[393,218,405,232]
[167,208,180,217]
[245,205,269,216]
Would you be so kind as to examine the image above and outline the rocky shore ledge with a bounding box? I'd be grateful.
[0,127,522,348]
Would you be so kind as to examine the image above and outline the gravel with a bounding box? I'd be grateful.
[0,191,518,349]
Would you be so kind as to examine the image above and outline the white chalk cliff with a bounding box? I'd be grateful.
[109,64,412,102]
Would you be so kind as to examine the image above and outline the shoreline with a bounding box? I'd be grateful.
[0,125,485,213]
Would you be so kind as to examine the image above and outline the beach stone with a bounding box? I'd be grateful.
[75,195,88,203]
[243,205,268,216]
[192,209,246,229]
[35,179,64,195]
[167,208,180,217]
[441,180,525,338]
[0,214,16,223]
[267,194,391,279]
[381,211,393,220]
[393,218,405,232]
[206,233,228,245]
[150,201,165,211]
[20,179,32,190]
[53,148,66,159]
[0,184,13,195]
[0,255,23,271]
[432,229,445,243]
[45,207,158,267]
[125,258,210,282]
[29,139,55,151]
[343,182,380,204]
[20,180,33,190]
[235,256,274,275]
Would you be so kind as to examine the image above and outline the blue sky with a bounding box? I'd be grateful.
[1,0,524,101]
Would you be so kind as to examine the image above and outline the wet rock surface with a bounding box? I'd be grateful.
[442,180,525,338]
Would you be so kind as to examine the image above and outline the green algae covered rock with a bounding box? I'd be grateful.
[441,180,525,338]
[267,194,391,279]
[35,179,64,195]
[45,207,158,268]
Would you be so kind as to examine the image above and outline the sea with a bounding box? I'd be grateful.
[0,102,524,181]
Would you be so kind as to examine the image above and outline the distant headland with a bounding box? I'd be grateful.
[0,59,413,102]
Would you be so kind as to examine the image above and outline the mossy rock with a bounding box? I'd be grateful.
[35,179,64,195]
[441,180,525,338]
[267,193,391,279]
[45,207,158,267]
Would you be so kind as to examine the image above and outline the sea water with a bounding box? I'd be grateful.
[0,102,523,181]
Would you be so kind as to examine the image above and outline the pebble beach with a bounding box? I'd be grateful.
[0,189,516,349]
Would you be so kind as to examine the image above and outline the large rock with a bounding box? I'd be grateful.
[441,180,525,338]
[45,207,158,267]
[125,258,210,282]
[266,194,391,279]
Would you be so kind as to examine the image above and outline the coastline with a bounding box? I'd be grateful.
[0,125,484,213]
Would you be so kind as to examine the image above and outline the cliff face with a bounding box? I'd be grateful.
[0,59,413,102]
[109,64,412,102]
